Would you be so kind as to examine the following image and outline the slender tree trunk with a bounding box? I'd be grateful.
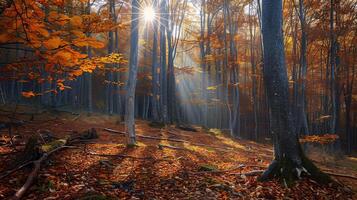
[86,0,93,114]
[159,0,168,123]
[125,0,140,145]
[296,0,309,135]
[249,2,258,140]
[151,0,159,122]
[199,0,207,126]
[329,0,336,134]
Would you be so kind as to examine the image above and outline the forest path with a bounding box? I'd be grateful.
[0,107,356,199]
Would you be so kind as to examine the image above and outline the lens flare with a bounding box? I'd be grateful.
[143,6,155,22]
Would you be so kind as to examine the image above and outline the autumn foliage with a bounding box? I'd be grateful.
[0,0,126,96]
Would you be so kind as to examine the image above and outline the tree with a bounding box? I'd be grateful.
[259,0,330,185]
[151,0,160,122]
[159,0,168,123]
[296,0,309,136]
[124,0,140,145]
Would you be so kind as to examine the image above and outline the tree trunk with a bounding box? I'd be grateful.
[259,0,330,185]
[124,0,140,145]
[296,0,309,136]
[159,0,168,123]
[151,0,159,122]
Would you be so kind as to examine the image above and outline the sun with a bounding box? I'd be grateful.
[143,6,155,22]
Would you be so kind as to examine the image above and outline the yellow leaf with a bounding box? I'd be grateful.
[207,85,218,90]
[43,37,61,49]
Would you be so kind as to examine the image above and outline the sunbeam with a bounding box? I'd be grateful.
[143,6,155,22]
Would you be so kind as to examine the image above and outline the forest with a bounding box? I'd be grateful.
[0,0,356,199]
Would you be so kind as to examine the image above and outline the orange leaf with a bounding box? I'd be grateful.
[43,37,61,49]
[70,16,83,27]
[22,91,36,98]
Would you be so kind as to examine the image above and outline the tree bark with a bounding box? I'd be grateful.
[124,0,140,145]
[259,0,330,185]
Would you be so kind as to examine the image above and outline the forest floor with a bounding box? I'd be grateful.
[0,105,356,199]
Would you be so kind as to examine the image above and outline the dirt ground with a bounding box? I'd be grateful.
[0,106,356,199]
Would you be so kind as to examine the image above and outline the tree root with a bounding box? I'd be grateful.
[258,155,332,187]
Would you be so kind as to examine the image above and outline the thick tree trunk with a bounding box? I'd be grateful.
[259,0,330,185]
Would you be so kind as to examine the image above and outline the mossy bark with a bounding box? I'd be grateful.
[259,146,331,186]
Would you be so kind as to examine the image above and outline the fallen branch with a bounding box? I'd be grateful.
[11,145,69,200]
[103,128,233,151]
[103,128,126,135]
[190,142,233,151]
[324,171,357,180]
[137,134,187,143]
[87,151,161,161]
[230,170,265,176]
[0,161,33,180]
[9,129,96,199]
[158,144,186,150]
[102,128,185,142]
[193,164,246,174]
[72,114,81,121]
